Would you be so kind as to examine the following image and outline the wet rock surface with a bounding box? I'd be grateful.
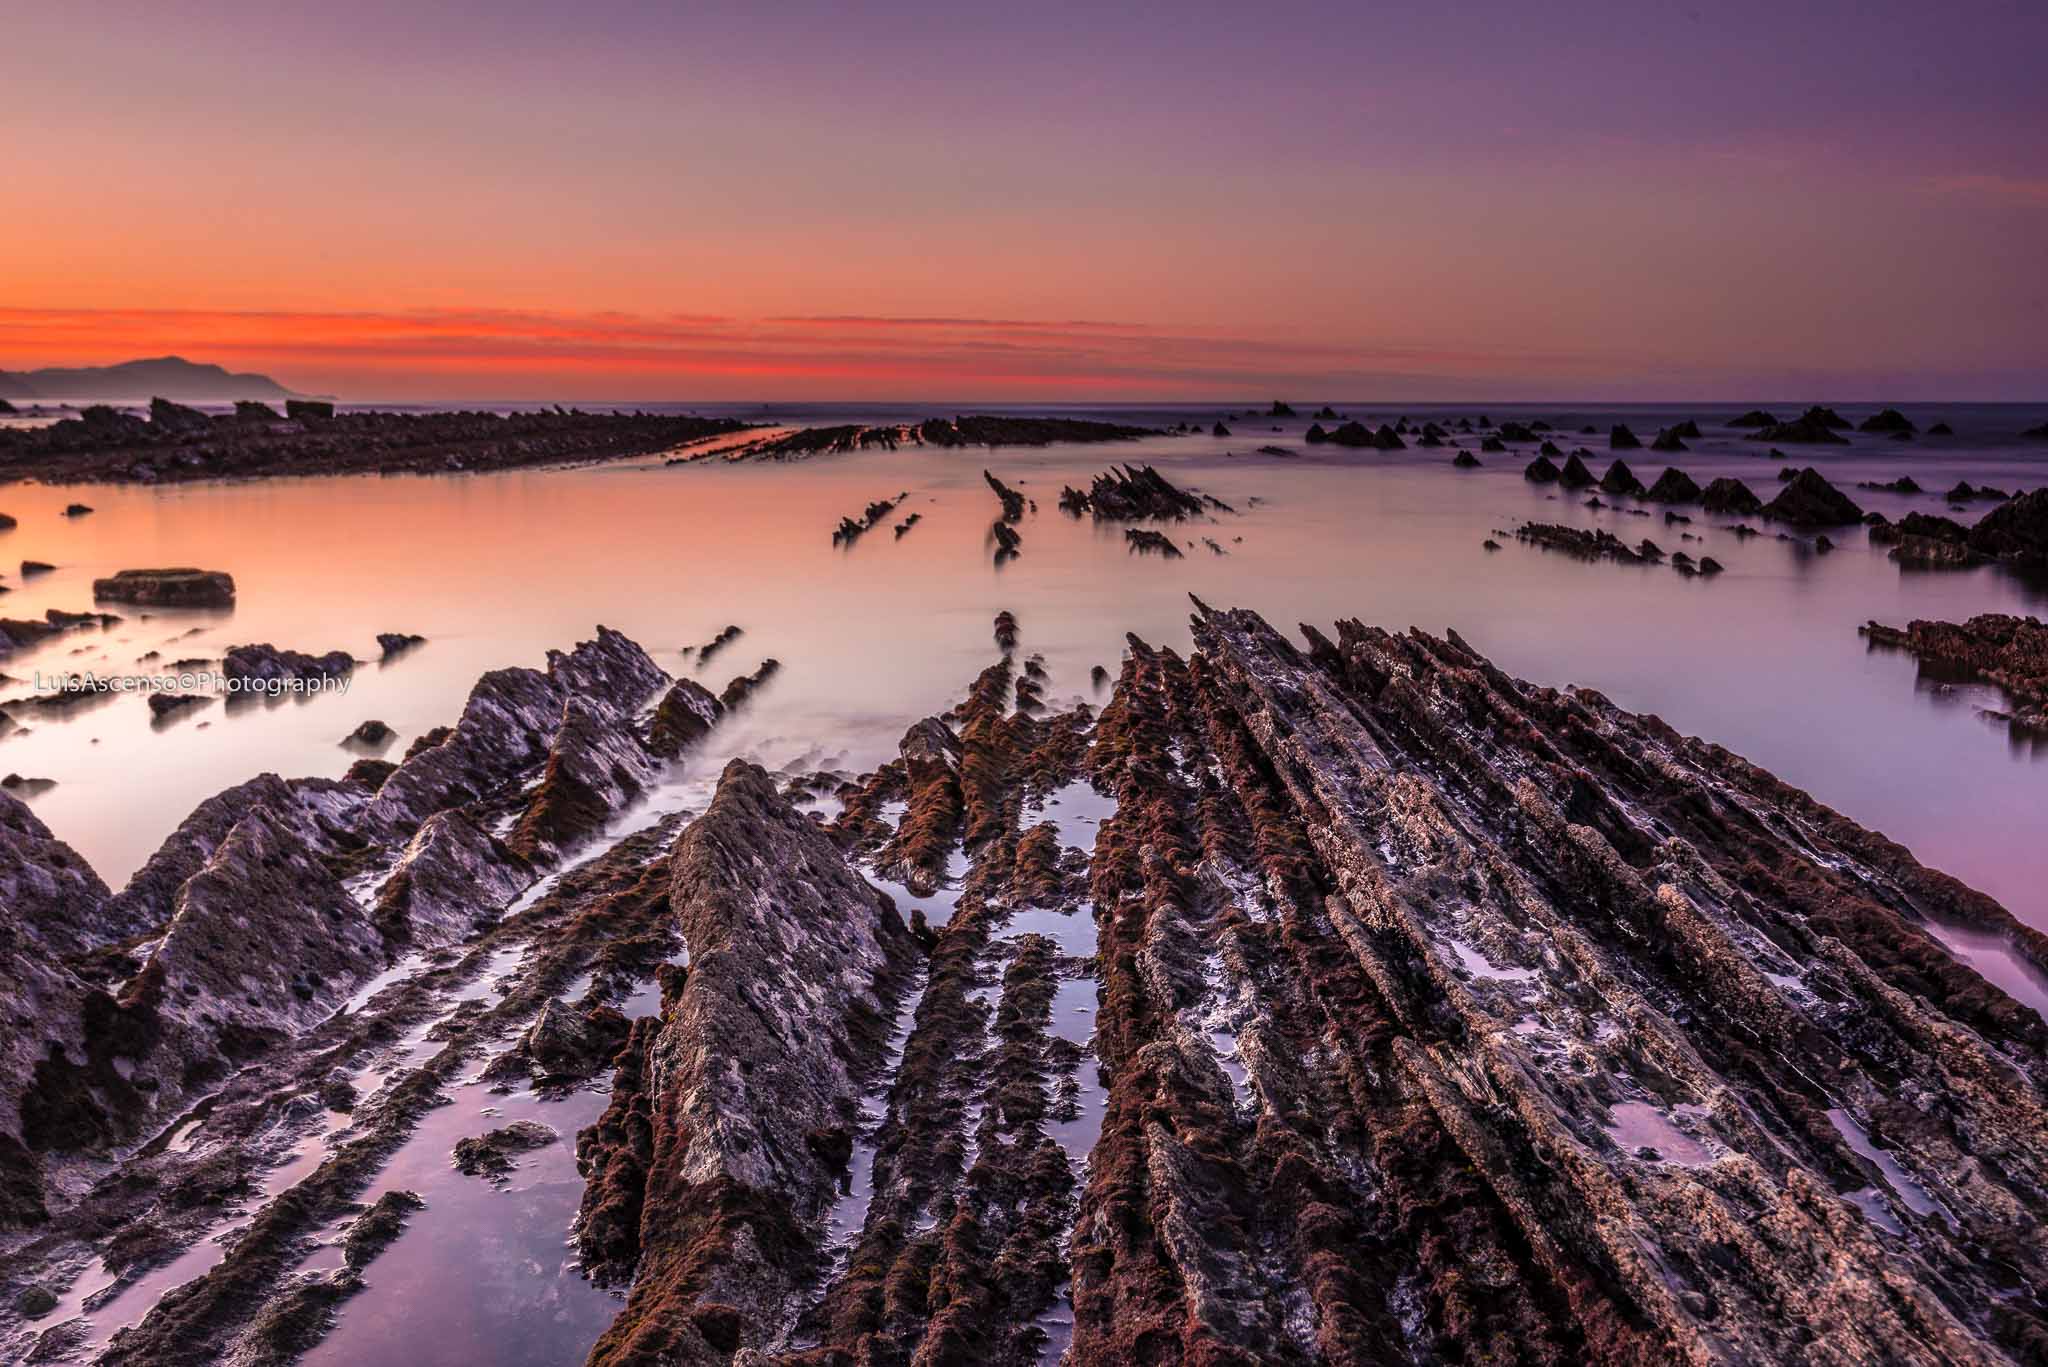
[7,597,2048,1367]
[1057,464,1213,520]
[1055,602,2048,1364]
[583,760,917,1365]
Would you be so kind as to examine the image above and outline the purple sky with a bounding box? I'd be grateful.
[5,0,2044,398]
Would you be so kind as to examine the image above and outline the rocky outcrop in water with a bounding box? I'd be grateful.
[1702,476,1763,514]
[831,492,907,547]
[1645,466,1702,502]
[984,470,1027,522]
[1057,464,1211,520]
[1966,488,2048,570]
[1514,522,1645,564]
[1,410,750,484]
[1124,528,1184,558]
[1765,468,1865,527]
[222,643,356,691]
[1750,407,1852,445]
[91,568,236,608]
[1598,460,1644,495]
[921,416,1156,448]
[1868,512,1978,569]
[1862,614,2048,731]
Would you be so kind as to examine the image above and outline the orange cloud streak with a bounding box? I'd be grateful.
[0,305,1627,401]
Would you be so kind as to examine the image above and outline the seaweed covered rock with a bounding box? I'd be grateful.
[584,761,916,1364]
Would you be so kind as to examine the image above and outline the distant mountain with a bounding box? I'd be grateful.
[0,356,296,401]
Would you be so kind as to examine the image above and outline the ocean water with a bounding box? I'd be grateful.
[1,399,2044,932]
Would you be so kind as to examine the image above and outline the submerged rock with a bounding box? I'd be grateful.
[1967,488,2048,569]
[1513,522,1644,564]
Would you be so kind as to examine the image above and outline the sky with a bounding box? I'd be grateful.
[3,0,2044,401]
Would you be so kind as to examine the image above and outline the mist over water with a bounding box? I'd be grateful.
[2,401,2044,927]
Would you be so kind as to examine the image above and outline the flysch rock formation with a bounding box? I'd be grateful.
[5,605,2048,1366]
[0,624,712,1364]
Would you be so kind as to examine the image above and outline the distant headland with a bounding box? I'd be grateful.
[0,355,296,402]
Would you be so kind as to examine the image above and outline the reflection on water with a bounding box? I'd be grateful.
[1,404,2044,938]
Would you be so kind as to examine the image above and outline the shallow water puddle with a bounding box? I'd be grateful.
[1919,919,2048,1023]
[864,847,971,929]
[1005,904,1097,959]
[1605,1101,1714,1166]
[1443,937,1539,983]
[42,1221,244,1358]
[1028,777,1117,848]
[1826,1107,1947,1224]
[297,1077,619,1367]
[820,971,929,1256]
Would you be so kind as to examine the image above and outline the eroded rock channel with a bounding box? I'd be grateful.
[4,605,2047,1365]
